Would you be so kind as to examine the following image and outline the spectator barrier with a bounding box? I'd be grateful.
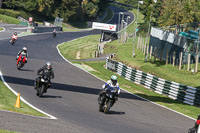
[106,57,200,106]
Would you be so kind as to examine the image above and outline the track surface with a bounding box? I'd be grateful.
[0,6,194,133]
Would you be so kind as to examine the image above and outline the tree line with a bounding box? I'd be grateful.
[0,0,108,22]
[115,0,200,31]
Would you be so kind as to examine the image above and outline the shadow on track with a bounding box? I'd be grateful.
[40,95,62,98]
[107,110,125,115]
[19,68,34,72]
[3,75,146,101]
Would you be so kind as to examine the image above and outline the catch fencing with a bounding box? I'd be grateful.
[106,57,200,106]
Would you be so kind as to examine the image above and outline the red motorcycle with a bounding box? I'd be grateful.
[17,54,26,70]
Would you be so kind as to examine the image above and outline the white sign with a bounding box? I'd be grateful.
[92,22,116,31]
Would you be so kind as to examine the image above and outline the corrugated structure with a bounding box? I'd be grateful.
[149,27,190,64]
[106,58,200,106]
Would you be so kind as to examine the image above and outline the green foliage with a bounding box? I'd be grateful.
[158,0,194,27]
[2,0,107,22]
[84,2,99,18]
[0,8,20,18]
[0,14,20,24]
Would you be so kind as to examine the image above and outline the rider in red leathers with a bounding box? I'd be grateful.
[16,47,28,65]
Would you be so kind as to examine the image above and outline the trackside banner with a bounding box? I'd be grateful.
[92,22,116,31]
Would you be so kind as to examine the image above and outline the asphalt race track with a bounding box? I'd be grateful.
[0,6,195,133]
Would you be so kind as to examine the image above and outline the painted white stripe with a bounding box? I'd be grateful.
[56,37,196,121]
[0,70,57,120]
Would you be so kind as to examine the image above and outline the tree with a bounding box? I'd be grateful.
[0,0,2,8]
[37,0,54,17]
[158,0,194,33]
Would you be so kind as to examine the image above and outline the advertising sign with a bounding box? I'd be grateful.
[92,22,116,31]
[29,17,33,22]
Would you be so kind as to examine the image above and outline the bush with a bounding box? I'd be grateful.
[0,9,20,18]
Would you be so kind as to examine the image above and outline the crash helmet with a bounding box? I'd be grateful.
[14,32,17,35]
[197,115,200,120]
[46,62,52,70]
[111,75,117,85]
[23,47,27,52]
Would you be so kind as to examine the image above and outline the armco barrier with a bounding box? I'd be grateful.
[106,57,200,106]
[32,26,62,33]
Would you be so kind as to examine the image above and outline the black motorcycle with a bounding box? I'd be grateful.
[53,32,56,38]
[188,126,200,133]
[35,73,49,97]
[98,87,118,114]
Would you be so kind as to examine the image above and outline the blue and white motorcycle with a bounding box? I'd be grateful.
[98,84,119,114]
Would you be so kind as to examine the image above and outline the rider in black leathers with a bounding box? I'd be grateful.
[35,62,54,92]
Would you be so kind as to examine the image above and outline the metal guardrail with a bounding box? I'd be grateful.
[106,57,200,106]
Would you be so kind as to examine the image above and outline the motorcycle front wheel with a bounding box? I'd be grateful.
[104,101,112,114]
[38,84,45,97]
[17,62,21,70]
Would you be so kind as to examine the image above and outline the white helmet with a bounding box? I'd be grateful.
[23,47,27,52]
[46,62,51,70]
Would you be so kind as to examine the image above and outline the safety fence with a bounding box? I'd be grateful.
[106,58,200,106]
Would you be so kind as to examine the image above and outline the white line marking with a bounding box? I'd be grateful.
[0,70,57,120]
[56,36,196,121]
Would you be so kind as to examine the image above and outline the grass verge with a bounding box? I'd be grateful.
[58,35,101,60]
[0,79,46,117]
[0,27,3,31]
[0,129,19,133]
[0,14,20,24]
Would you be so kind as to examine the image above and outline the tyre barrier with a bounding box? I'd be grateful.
[106,57,200,106]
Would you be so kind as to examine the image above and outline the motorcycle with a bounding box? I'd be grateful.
[188,125,200,133]
[16,54,26,70]
[98,86,118,114]
[10,36,17,45]
[35,73,49,97]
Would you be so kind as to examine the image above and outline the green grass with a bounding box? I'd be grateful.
[0,14,20,24]
[58,35,101,60]
[62,23,84,32]
[0,27,3,31]
[0,129,19,133]
[0,80,46,117]
[101,8,114,23]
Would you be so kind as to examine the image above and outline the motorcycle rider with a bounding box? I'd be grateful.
[11,32,18,40]
[16,47,28,64]
[53,29,56,37]
[98,75,120,106]
[35,62,54,92]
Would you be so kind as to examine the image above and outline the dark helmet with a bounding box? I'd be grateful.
[14,32,17,35]
[197,115,200,120]
[111,75,117,85]
[46,62,52,70]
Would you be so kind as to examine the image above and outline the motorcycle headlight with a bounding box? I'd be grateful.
[41,78,45,82]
